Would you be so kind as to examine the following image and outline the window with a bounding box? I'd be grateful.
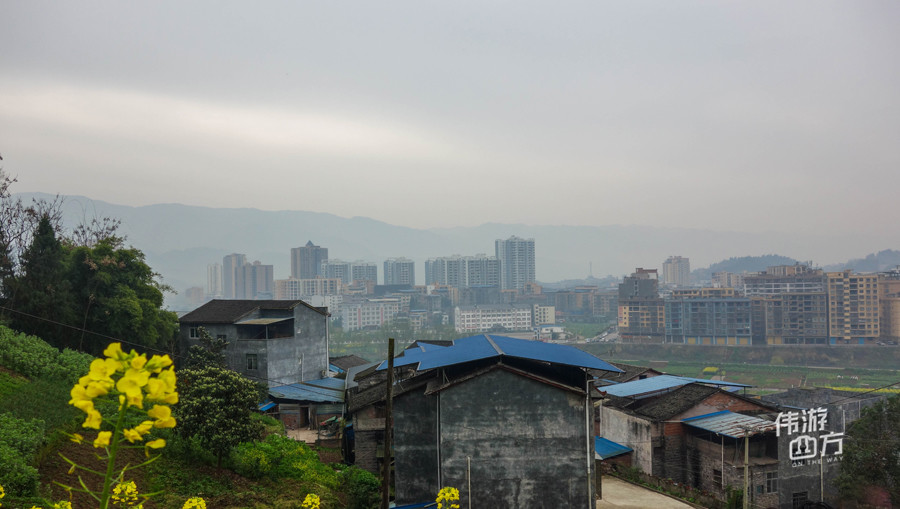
[792,491,808,509]
[246,354,258,370]
[217,334,227,342]
[713,469,722,488]
[766,471,778,493]
[189,327,199,339]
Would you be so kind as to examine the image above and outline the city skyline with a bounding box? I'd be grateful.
[2,2,899,235]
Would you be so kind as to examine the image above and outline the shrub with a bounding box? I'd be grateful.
[231,434,340,489]
[0,413,44,457]
[0,326,60,378]
[0,326,91,382]
[0,442,39,496]
[340,466,380,509]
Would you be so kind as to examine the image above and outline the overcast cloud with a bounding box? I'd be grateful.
[1,1,898,233]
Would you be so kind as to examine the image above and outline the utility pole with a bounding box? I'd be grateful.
[381,338,395,509]
[743,428,750,509]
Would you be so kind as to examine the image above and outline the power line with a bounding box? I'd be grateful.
[0,303,319,390]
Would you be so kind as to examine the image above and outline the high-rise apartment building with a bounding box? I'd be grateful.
[743,265,828,345]
[743,265,825,297]
[826,270,879,344]
[617,268,665,342]
[878,268,900,341]
[291,241,328,279]
[424,254,500,288]
[384,258,416,285]
[665,289,752,345]
[662,256,690,287]
[495,236,535,291]
[206,263,223,298]
[222,253,247,299]
[235,261,274,299]
[321,260,378,285]
[274,278,343,299]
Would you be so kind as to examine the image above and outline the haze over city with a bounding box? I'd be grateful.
[2,2,899,234]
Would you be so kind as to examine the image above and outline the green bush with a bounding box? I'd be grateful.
[0,441,39,496]
[0,326,91,381]
[230,434,340,489]
[340,466,380,509]
[0,413,44,456]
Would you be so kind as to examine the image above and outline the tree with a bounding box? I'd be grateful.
[175,365,265,467]
[837,393,900,505]
[5,215,77,346]
[66,239,177,355]
[184,327,229,369]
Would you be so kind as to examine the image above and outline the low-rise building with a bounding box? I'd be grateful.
[453,305,532,333]
[346,334,622,507]
[342,298,400,331]
[178,299,330,387]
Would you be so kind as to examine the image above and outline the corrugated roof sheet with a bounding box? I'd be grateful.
[236,317,292,325]
[595,437,633,460]
[682,410,775,439]
[269,377,344,403]
[376,334,621,373]
[599,375,749,399]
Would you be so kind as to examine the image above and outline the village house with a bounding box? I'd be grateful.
[178,299,330,387]
[597,375,854,508]
[346,334,622,508]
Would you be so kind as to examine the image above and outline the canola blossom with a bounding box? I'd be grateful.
[301,493,321,509]
[182,497,207,509]
[111,481,141,508]
[59,343,179,509]
[67,343,177,438]
[436,486,460,509]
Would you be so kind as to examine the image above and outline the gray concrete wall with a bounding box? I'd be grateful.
[179,303,328,386]
[776,430,841,508]
[393,389,439,504]
[436,369,592,509]
[600,405,654,474]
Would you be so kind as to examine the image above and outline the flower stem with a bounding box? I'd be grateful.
[100,401,128,509]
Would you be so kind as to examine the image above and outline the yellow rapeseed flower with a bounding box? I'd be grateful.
[182,497,207,509]
[147,405,177,428]
[83,409,103,429]
[70,433,84,444]
[103,342,125,360]
[301,493,321,509]
[436,486,460,509]
[93,431,112,448]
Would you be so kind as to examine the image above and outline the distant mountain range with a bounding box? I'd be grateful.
[14,193,900,311]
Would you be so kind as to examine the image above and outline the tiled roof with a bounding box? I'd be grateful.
[330,355,371,372]
[631,383,721,420]
[179,299,327,323]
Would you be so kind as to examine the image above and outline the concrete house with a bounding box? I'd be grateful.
[598,375,777,482]
[178,299,329,387]
[346,334,622,509]
[598,376,852,508]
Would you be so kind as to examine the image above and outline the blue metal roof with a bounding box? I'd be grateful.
[376,334,622,373]
[302,377,346,390]
[258,401,276,411]
[682,410,775,438]
[595,436,633,460]
[269,377,344,403]
[599,375,749,399]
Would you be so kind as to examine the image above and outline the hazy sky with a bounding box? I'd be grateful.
[2,1,898,233]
